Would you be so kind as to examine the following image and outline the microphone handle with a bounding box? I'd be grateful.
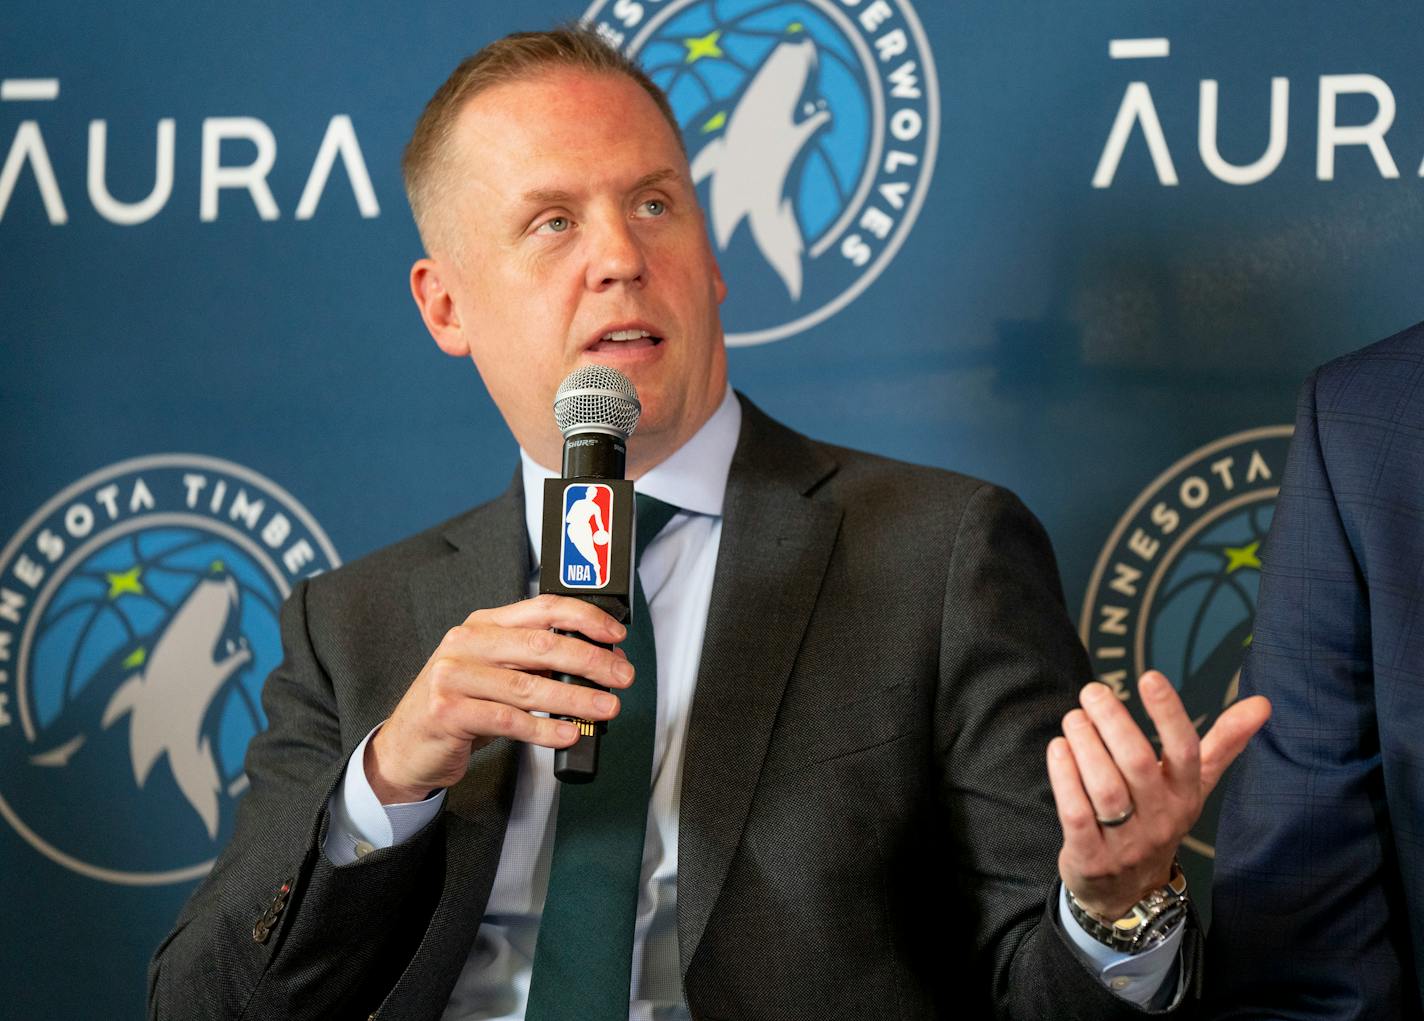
[549,633,611,783]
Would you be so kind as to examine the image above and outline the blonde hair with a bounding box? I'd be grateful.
[402,26,683,255]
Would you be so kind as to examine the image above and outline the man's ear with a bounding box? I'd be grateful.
[713,260,728,305]
[410,258,469,357]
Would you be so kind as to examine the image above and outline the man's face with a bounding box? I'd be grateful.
[411,68,729,475]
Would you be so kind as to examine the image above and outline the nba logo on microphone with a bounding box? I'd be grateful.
[560,483,614,588]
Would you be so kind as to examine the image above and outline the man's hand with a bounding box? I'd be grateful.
[1047,671,1271,919]
[366,594,633,804]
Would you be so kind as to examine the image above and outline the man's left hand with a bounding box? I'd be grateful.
[1047,671,1271,919]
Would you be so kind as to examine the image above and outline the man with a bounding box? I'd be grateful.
[149,29,1268,1020]
[1207,320,1424,1017]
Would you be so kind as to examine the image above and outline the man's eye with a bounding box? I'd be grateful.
[538,216,571,234]
[639,200,666,217]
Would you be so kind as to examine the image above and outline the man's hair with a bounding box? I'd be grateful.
[402,26,683,256]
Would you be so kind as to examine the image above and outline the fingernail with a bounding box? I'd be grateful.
[595,693,617,714]
[1141,672,1166,696]
[614,660,634,683]
[1049,740,1067,760]
[611,622,627,640]
[557,722,577,741]
[1082,684,1106,704]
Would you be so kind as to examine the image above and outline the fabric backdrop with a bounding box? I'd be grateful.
[2,2,1421,1015]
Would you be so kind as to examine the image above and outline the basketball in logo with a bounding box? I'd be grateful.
[0,455,339,884]
[584,0,940,346]
[1079,427,1291,897]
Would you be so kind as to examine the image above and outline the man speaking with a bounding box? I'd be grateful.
[149,27,1268,1020]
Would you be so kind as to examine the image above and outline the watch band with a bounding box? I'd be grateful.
[1066,860,1188,955]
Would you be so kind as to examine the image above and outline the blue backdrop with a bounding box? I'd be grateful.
[3,2,1422,1015]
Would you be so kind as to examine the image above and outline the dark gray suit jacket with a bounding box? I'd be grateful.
[150,398,1199,1019]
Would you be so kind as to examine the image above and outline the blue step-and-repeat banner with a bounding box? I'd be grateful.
[3,2,1422,1015]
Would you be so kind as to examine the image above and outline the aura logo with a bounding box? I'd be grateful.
[1093,36,1424,187]
[0,76,379,225]
[1079,426,1291,870]
[0,455,339,884]
[584,0,940,346]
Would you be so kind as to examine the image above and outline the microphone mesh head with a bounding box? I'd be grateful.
[553,365,642,439]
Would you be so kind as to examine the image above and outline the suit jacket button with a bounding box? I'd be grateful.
[253,878,293,941]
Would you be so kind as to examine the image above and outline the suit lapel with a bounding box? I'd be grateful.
[678,399,841,975]
[409,472,531,662]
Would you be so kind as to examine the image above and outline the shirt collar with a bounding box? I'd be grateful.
[520,385,741,567]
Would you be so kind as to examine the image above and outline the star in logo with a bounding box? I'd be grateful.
[106,565,145,599]
[683,29,723,64]
[1221,541,1262,574]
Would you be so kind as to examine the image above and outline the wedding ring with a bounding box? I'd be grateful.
[1096,803,1135,828]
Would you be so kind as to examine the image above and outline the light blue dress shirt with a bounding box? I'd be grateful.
[324,386,1181,1014]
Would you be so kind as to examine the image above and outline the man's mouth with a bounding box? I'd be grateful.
[590,328,662,352]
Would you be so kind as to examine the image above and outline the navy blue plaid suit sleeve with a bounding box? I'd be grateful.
[1205,322,1424,1018]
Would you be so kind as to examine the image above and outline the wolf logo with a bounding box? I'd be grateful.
[586,0,940,345]
[0,454,338,883]
[101,573,250,839]
[691,38,831,301]
[31,572,251,840]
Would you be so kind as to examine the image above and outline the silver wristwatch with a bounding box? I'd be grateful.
[1065,860,1189,955]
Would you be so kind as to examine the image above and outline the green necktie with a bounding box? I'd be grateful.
[526,493,680,1021]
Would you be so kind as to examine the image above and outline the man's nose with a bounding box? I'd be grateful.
[585,216,647,290]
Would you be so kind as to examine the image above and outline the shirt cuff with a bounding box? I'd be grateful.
[323,723,445,866]
[1056,883,1184,1008]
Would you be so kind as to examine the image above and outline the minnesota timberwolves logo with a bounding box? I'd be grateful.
[561,484,615,588]
[1080,427,1291,871]
[584,0,940,346]
[0,455,338,884]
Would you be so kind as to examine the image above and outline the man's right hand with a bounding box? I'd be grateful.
[365,594,633,804]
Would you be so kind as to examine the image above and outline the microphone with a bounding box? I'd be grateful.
[538,365,641,783]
